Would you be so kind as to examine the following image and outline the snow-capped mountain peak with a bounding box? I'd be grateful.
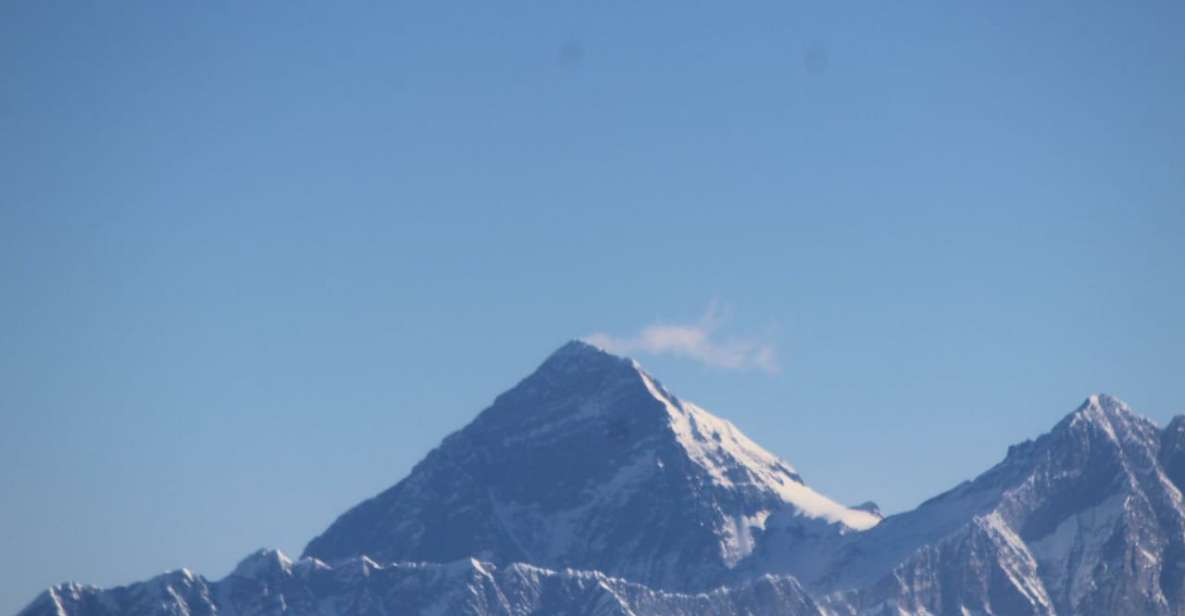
[300,340,875,590]
[761,393,1185,616]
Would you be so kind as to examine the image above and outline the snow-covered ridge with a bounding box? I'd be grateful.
[637,369,880,532]
[21,551,824,616]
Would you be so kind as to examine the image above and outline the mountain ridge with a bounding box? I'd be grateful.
[21,550,824,616]
[779,391,1185,615]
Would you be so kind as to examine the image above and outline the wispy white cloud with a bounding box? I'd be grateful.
[584,305,778,373]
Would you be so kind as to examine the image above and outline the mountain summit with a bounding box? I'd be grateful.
[302,340,877,591]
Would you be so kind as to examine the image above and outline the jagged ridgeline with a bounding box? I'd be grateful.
[20,342,1185,616]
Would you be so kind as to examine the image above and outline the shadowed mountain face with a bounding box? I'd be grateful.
[17,343,1185,616]
[302,340,876,591]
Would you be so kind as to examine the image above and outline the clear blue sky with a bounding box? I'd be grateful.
[2,1,1183,613]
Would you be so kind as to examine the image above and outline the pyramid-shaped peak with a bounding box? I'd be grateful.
[302,339,879,590]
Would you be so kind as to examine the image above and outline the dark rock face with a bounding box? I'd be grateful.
[16,341,1185,616]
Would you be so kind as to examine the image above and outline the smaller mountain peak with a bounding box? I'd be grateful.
[231,548,292,579]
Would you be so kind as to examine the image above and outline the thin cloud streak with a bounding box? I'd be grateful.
[584,307,778,374]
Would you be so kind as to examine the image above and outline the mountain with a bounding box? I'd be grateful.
[17,341,1185,616]
[759,394,1185,616]
[303,340,878,591]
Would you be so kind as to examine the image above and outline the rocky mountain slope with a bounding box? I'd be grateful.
[18,342,1185,615]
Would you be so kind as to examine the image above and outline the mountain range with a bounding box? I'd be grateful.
[19,341,1185,615]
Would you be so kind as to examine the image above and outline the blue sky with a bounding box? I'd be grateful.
[2,1,1183,612]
